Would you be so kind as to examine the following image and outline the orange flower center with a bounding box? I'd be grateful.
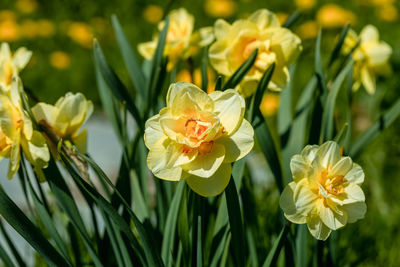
[318,169,347,196]
[183,119,214,155]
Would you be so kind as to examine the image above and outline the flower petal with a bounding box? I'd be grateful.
[209,89,245,135]
[280,182,307,224]
[360,65,376,95]
[360,24,379,43]
[343,202,366,223]
[331,157,353,176]
[343,183,365,204]
[301,145,319,163]
[214,19,231,40]
[186,163,231,197]
[21,130,49,170]
[306,215,332,241]
[217,119,254,163]
[144,114,165,150]
[318,198,347,230]
[13,47,32,70]
[182,143,225,178]
[294,178,318,216]
[270,28,302,65]
[248,9,280,29]
[315,141,341,169]
[344,163,364,184]
[137,41,156,60]
[290,154,309,182]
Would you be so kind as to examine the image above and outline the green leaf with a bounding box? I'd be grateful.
[282,11,301,29]
[320,60,353,141]
[247,228,258,267]
[248,63,275,123]
[0,221,25,267]
[225,178,245,266]
[222,49,258,90]
[296,224,308,267]
[254,114,284,192]
[161,181,185,267]
[329,24,350,66]
[177,185,190,266]
[201,47,209,92]
[278,64,296,137]
[0,240,15,267]
[315,29,324,79]
[111,15,147,102]
[215,76,223,91]
[262,223,290,267]
[209,227,229,267]
[350,98,400,158]
[93,40,143,128]
[0,184,70,267]
[334,123,349,146]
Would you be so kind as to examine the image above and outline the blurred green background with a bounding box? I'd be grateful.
[1,0,400,265]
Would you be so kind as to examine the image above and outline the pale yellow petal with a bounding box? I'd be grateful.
[186,163,231,197]
[144,114,165,150]
[138,41,156,60]
[147,137,185,181]
[359,24,379,43]
[365,42,392,67]
[182,143,225,178]
[270,28,302,65]
[331,157,353,176]
[343,202,366,223]
[315,141,341,169]
[280,182,307,224]
[290,154,309,182]
[318,199,347,230]
[13,47,32,70]
[269,66,290,91]
[301,145,319,163]
[8,134,20,179]
[217,119,254,163]
[32,102,67,135]
[344,163,364,184]
[22,112,33,140]
[21,130,49,169]
[214,19,231,40]
[360,66,376,94]
[342,184,365,204]
[294,178,318,216]
[248,9,280,29]
[306,215,332,241]
[209,39,232,76]
[0,43,11,60]
[209,89,245,135]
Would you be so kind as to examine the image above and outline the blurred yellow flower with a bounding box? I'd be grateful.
[67,22,93,49]
[343,25,392,94]
[138,8,214,71]
[0,11,16,22]
[296,20,319,39]
[20,20,38,39]
[36,20,55,37]
[260,93,280,116]
[16,0,38,14]
[0,78,49,178]
[145,82,254,196]
[209,9,302,97]
[316,4,356,28]
[204,0,236,18]
[280,141,366,240]
[0,43,32,89]
[143,5,164,24]
[32,92,93,154]
[176,68,216,93]
[0,20,19,42]
[50,51,70,70]
[378,4,398,22]
[275,12,288,26]
[295,0,316,11]
[370,0,394,5]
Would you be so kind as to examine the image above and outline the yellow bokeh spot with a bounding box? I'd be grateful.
[316,4,356,28]
[50,51,71,70]
[0,10,17,21]
[378,4,398,22]
[143,5,164,24]
[276,12,289,26]
[296,20,319,39]
[15,0,38,14]
[295,0,316,10]
[0,20,20,42]
[20,20,38,39]
[260,93,280,117]
[176,68,216,93]
[67,22,93,49]
[36,20,55,37]
[204,0,236,18]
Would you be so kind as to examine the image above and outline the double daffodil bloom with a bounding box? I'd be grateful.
[145,82,254,197]
[32,92,93,154]
[343,25,392,94]
[138,8,214,71]
[280,141,366,240]
[209,9,302,97]
[0,78,49,178]
[0,43,32,90]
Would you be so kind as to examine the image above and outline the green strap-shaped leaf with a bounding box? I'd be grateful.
[350,99,400,158]
[0,185,70,267]
[93,40,143,128]
[0,240,15,267]
[215,76,223,91]
[222,49,258,91]
[282,11,301,29]
[201,47,209,92]
[111,15,147,102]
[296,224,308,267]
[225,178,246,266]
[329,24,350,66]
[262,223,290,267]
[161,182,185,267]
[320,60,353,141]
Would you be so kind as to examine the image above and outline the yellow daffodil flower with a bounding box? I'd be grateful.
[208,9,302,98]
[32,92,93,154]
[343,25,392,94]
[280,141,366,240]
[138,8,214,71]
[145,82,254,197]
[0,78,49,178]
[0,43,32,90]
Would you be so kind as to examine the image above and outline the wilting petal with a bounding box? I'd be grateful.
[280,182,307,224]
[182,143,225,178]
[209,89,245,135]
[306,215,332,241]
[186,163,231,197]
[218,119,254,163]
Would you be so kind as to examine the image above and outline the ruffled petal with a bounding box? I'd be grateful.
[306,215,332,241]
[280,182,307,224]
